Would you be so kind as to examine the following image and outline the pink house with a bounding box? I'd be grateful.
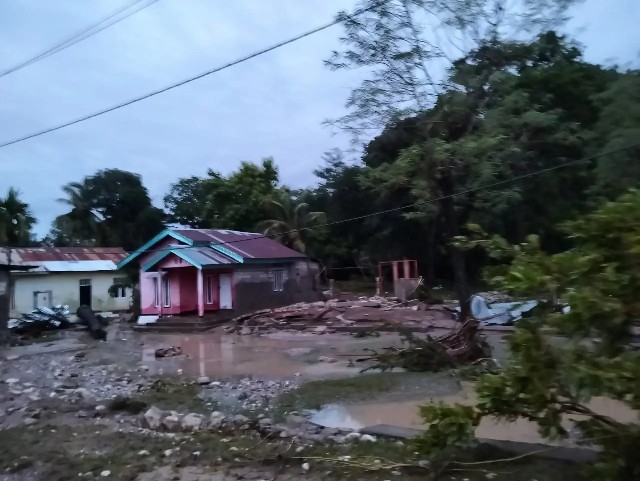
[118,228,321,318]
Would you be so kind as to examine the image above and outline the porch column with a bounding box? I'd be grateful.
[403,260,411,279]
[197,268,204,317]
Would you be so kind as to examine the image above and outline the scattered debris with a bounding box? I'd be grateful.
[356,320,490,372]
[225,297,458,336]
[9,305,73,334]
[154,346,183,358]
[467,295,539,326]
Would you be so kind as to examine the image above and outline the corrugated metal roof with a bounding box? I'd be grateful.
[178,247,237,266]
[173,229,305,260]
[14,247,127,263]
[4,247,126,273]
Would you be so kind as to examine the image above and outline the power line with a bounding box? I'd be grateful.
[122,142,640,258]
[1,0,159,78]
[0,1,385,150]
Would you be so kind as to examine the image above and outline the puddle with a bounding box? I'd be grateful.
[308,382,638,444]
[142,331,405,380]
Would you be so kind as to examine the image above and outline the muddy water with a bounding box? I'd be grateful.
[309,382,638,444]
[141,331,405,380]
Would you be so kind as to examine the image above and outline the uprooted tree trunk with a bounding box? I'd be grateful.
[356,320,490,372]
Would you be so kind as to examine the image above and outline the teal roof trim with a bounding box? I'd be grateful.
[141,248,203,272]
[117,229,194,269]
[211,244,244,263]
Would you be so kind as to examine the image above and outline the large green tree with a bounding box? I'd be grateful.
[164,158,280,232]
[53,169,164,250]
[328,0,579,316]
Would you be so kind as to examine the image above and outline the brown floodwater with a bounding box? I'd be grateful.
[141,330,406,380]
[309,382,638,444]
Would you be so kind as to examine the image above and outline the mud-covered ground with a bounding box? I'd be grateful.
[0,322,584,481]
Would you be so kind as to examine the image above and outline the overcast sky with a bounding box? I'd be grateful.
[0,0,638,237]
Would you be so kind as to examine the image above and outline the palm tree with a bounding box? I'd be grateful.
[257,190,326,254]
[56,180,104,245]
[0,188,36,246]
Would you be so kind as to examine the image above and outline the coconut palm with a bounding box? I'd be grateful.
[56,180,104,245]
[257,190,326,254]
[0,188,35,246]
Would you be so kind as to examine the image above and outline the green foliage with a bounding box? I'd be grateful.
[51,169,164,250]
[256,189,326,254]
[417,191,640,480]
[0,187,35,246]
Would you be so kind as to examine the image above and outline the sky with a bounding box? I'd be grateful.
[0,0,638,237]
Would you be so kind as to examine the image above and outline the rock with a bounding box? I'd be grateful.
[237,391,249,401]
[163,449,173,457]
[5,354,19,361]
[209,381,221,387]
[344,432,361,441]
[23,418,38,426]
[142,406,165,430]
[312,326,328,334]
[197,376,210,385]
[360,434,377,442]
[61,380,80,389]
[209,414,225,429]
[286,414,306,429]
[318,356,338,363]
[302,462,310,472]
[279,430,290,438]
[181,413,203,431]
[77,411,90,418]
[391,470,402,476]
[5,378,19,385]
[138,450,149,455]
[95,405,108,415]
[233,414,250,425]
[100,470,111,477]
[162,415,182,432]
[75,388,92,399]
[258,418,273,427]
[240,327,253,335]
[418,460,431,469]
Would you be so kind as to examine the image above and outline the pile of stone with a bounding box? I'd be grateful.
[139,405,377,445]
[201,378,297,412]
[225,297,457,335]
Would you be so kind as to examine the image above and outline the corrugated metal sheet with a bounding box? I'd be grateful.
[14,247,127,263]
[178,247,237,266]
[173,229,305,260]
[4,247,126,273]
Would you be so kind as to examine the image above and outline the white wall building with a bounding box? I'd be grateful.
[7,247,131,316]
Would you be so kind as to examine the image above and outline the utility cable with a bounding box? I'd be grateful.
[0,0,159,78]
[120,142,640,258]
[0,0,386,149]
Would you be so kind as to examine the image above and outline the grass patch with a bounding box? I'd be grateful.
[0,421,586,481]
[108,379,213,414]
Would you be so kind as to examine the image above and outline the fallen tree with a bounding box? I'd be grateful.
[356,320,491,372]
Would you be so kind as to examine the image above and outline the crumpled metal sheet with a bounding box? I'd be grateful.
[12,305,73,333]
[457,295,540,326]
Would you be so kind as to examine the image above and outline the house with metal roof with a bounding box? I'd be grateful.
[118,228,321,318]
[7,247,130,316]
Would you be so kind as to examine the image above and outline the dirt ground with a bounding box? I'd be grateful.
[0,321,588,481]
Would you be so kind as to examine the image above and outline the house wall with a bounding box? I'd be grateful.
[9,272,131,316]
[230,261,322,316]
[0,271,9,338]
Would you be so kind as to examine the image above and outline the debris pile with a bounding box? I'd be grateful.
[356,320,490,372]
[9,305,73,334]
[154,346,183,358]
[225,297,458,335]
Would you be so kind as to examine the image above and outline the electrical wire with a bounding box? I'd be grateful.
[0,1,386,149]
[122,142,640,258]
[0,0,159,78]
